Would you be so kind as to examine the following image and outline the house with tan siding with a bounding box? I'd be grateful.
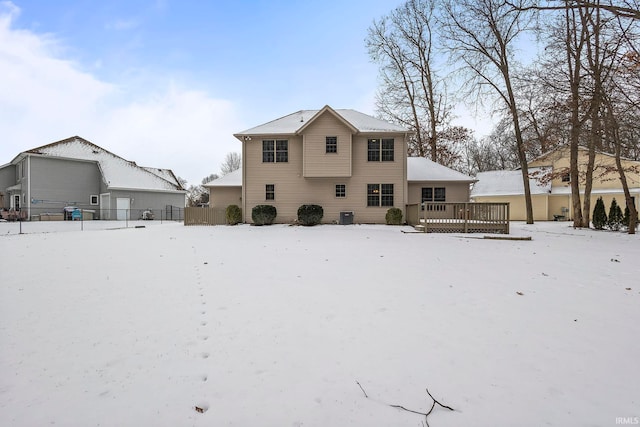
[209,106,475,224]
[471,146,640,221]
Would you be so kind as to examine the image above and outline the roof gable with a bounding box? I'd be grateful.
[234,106,408,138]
[26,136,183,192]
[297,105,358,134]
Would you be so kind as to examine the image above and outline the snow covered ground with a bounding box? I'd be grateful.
[1,221,638,427]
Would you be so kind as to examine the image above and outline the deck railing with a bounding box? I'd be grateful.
[405,202,510,234]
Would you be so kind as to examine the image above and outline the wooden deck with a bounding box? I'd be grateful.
[406,202,510,234]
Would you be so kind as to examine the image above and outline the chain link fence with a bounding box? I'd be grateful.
[0,206,184,235]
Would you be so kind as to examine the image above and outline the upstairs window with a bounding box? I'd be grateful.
[263,140,274,162]
[368,139,394,161]
[326,136,337,153]
[276,140,288,162]
[263,140,288,163]
[561,172,570,183]
[382,139,394,161]
[367,139,380,161]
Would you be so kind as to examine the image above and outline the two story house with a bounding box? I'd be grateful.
[219,105,475,224]
[0,136,186,221]
[471,145,640,221]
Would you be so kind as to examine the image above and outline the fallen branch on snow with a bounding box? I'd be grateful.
[356,381,454,426]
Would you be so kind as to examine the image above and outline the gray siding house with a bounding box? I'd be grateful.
[0,136,186,220]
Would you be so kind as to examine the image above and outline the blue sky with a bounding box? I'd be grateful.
[1,0,487,184]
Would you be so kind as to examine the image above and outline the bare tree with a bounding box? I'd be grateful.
[367,0,455,161]
[440,0,536,223]
[220,152,241,176]
[201,173,219,185]
[508,0,640,20]
[532,0,639,228]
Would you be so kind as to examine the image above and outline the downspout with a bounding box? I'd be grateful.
[242,138,247,223]
[27,155,31,220]
[403,132,408,218]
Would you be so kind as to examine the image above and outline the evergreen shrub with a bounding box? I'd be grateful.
[225,204,242,225]
[607,198,624,231]
[252,205,277,225]
[297,204,324,226]
[385,207,403,225]
[592,197,607,230]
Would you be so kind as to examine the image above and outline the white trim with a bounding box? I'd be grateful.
[90,194,99,205]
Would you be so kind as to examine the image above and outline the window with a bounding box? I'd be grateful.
[263,140,288,163]
[367,139,380,161]
[368,138,394,162]
[263,140,274,162]
[382,139,394,161]
[276,140,288,162]
[421,188,433,203]
[335,184,346,198]
[367,184,393,207]
[90,195,99,205]
[561,172,570,183]
[265,184,275,200]
[367,184,380,206]
[381,184,394,206]
[422,187,445,211]
[326,136,337,153]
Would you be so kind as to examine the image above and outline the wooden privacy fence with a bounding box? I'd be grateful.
[184,207,227,226]
[406,202,510,234]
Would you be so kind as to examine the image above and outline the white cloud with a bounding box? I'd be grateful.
[0,3,242,185]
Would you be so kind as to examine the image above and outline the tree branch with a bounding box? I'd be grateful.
[356,381,455,427]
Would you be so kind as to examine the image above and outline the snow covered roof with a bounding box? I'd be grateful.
[407,157,475,182]
[235,105,408,137]
[471,167,552,197]
[26,137,184,192]
[142,167,181,187]
[204,159,474,188]
[203,168,242,187]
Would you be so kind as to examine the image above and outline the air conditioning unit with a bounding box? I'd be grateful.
[339,211,354,225]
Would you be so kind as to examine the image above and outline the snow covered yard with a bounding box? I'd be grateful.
[1,221,638,427]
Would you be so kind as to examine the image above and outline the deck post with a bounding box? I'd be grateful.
[506,203,510,234]
[464,202,468,233]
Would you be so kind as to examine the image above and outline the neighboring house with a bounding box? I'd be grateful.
[209,105,475,224]
[471,145,640,221]
[0,136,186,220]
[203,168,242,209]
